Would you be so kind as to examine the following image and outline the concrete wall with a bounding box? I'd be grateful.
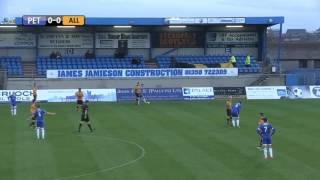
[268,41,320,60]
[267,41,320,72]
[151,48,205,58]
[6,75,261,90]
[38,48,88,57]
[207,48,258,57]
[261,75,286,86]
[280,61,300,72]
[279,60,320,72]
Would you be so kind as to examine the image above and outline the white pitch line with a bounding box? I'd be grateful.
[53,134,146,180]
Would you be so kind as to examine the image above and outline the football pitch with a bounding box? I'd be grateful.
[0,100,319,180]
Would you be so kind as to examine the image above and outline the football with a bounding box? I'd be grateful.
[293,88,303,98]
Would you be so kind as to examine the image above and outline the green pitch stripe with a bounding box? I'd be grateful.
[109,104,197,180]
[165,107,288,180]
[48,104,102,179]
[12,111,59,180]
[117,105,235,179]
[0,110,16,180]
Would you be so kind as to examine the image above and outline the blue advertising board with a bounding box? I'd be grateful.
[47,68,238,79]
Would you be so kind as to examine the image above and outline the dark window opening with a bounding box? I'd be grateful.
[299,60,308,68]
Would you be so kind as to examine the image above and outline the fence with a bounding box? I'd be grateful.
[286,70,320,86]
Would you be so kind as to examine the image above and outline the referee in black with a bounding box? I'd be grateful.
[78,100,94,132]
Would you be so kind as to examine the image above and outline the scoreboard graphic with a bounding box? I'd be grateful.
[22,15,85,26]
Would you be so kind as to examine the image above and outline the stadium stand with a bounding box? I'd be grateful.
[0,56,23,76]
[37,56,146,75]
[156,55,262,73]
[0,55,261,77]
[35,55,262,76]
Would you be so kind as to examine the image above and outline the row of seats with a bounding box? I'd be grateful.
[37,56,146,75]
[0,56,23,76]
[156,55,261,73]
[38,56,137,61]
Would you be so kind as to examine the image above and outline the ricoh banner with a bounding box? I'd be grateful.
[38,33,93,48]
[47,68,238,79]
[0,90,34,102]
[95,32,150,48]
[0,89,116,102]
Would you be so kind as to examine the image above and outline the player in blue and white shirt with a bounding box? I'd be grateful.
[257,118,276,159]
[34,104,56,140]
[231,101,242,128]
[8,93,17,116]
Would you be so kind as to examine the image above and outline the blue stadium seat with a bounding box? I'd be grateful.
[155,55,260,73]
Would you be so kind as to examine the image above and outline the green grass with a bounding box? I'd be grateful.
[0,100,320,180]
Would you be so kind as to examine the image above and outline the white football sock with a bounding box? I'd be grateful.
[236,119,240,127]
[13,106,17,115]
[11,108,14,115]
[41,128,45,139]
[232,118,236,127]
[269,147,273,158]
[36,128,40,139]
[264,147,268,159]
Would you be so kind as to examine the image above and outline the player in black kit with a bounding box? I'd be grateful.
[78,100,94,132]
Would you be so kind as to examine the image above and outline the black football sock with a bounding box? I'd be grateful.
[29,122,34,127]
[78,124,82,132]
[88,124,93,132]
